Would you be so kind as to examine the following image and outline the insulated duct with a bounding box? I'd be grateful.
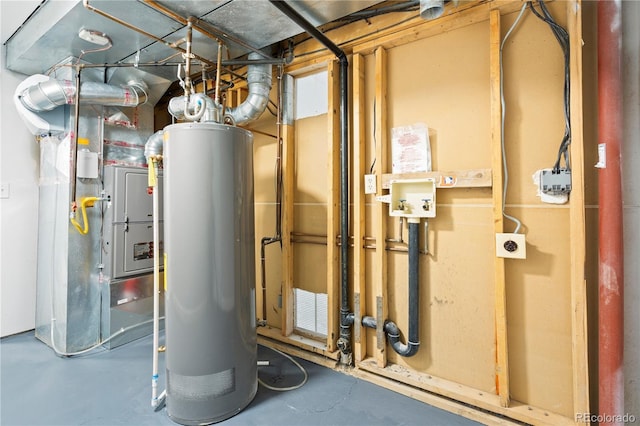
[224,52,273,126]
[17,74,147,112]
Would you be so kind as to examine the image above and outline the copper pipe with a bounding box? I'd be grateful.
[291,232,327,239]
[70,66,82,211]
[598,0,624,422]
[239,127,277,139]
[291,239,327,246]
[184,21,193,95]
[214,40,223,104]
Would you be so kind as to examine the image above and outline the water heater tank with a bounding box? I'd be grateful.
[163,122,257,425]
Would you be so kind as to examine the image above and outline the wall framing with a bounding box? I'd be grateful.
[255,1,590,424]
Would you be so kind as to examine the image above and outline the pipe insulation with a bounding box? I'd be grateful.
[17,75,147,112]
[224,52,273,126]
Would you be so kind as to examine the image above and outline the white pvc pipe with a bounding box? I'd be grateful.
[150,159,164,409]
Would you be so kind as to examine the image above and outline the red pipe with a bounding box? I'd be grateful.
[598,1,624,423]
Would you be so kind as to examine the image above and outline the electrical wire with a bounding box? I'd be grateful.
[369,99,377,174]
[50,316,165,357]
[499,2,529,234]
[528,0,571,172]
[258,346,308,392]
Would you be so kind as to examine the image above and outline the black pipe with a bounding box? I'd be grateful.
[361,221,421,357]
[260,237,280,325]
[269,0,353,358]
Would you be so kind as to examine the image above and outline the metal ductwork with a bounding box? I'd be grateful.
[17,74,147,112]
[224,52,273,126]
[144,129,165,160]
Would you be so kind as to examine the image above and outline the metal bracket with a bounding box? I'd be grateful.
[376,296,385,350]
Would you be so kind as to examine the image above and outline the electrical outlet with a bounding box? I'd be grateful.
[0,183,9,199]
[496,233,526,259]
[364,174,377,194]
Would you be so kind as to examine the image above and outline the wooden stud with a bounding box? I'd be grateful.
[566,0,590,417]
[489,9,510,408]
[326,59,341,352]
[235,87,245,107]
[264,2,589,423]
[352,53,367,363]
[374,46,389,368]
[281,123,295,336]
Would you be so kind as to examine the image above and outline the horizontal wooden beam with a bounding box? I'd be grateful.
[258,326,340,361]
[257,335,339,370]
[349,367,522,426]
[357,359,575,426]
[382,168,492,189]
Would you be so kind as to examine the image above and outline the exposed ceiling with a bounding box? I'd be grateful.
[4,0,384,85]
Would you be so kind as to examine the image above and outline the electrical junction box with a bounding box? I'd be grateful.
[388,178,436,219]
[540,168,572,195]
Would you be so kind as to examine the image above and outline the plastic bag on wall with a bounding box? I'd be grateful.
[39,134,70,185]
[391,123,432,174]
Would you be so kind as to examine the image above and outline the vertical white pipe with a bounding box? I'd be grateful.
[151,158,161,408]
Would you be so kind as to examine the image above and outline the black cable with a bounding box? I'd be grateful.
[369,98,377,174]
[528,0,571,172]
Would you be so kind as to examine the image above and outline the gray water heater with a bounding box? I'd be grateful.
[163,122,257,425]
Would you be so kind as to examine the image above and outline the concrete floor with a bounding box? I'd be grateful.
[1,331,479,426]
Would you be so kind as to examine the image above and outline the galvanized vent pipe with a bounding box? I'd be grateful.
[144,130,165,160]
[224,52,273,126]
[17,76,148,112]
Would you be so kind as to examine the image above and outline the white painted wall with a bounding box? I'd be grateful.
[0,1,42,337]
[622,1,640,418]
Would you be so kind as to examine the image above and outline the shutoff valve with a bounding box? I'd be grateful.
[381,178,437,219]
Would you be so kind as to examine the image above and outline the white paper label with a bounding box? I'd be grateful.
[595,143,606,168]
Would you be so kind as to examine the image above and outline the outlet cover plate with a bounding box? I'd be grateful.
[364,174,377,194]
[496,233,526,259]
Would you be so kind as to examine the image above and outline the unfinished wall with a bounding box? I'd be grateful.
[257,1,594,424]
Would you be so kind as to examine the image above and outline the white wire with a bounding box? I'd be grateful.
[50,316,165,357]
[258,346,308,392]
[499,2,529,234]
